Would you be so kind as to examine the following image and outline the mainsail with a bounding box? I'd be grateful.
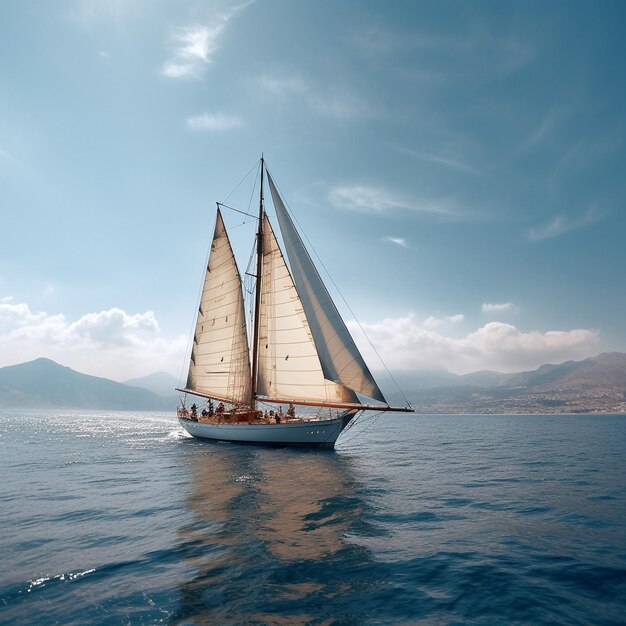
[257,215,358,404]
[266,173,386,403]
[185,209,252,404]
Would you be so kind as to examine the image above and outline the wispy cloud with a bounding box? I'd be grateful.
[348,314,599,374]
[329,184,459,217]
[69,0,139,27]
[259,74,309,96]
[393,145,482,176]
[162,2,252,79]
[383,236,409,248]
[528,204,604,242]
[0,146,23,169]
[482,302,513,313]
[258,72,374,121]
[346,24,534,79]
[186,113,242,131]
[519,106,571,152]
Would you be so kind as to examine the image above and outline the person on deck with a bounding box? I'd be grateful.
[287,403,295,418]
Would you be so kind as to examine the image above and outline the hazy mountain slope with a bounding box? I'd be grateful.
[399,353,626,414]
[0,358,172,410]
[123,371,180,397]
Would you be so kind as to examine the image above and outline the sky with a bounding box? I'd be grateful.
[1,0,625,382]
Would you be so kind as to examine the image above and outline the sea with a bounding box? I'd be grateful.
[0,410,625,625]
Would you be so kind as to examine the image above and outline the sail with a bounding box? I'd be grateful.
[185,209,252,404]
[257,215,358,404]
[267,173,386,403]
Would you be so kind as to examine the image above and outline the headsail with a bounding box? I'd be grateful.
[185,209,252,405]
[267,173,386,404]
[257,215,358,404]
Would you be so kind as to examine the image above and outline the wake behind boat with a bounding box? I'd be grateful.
[177,157,412,447]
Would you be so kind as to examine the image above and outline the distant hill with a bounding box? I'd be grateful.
[123,371,180,397]
[0,358,173,410]
[386,352,626,414]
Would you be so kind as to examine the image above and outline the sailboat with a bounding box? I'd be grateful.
[177,157,413,448]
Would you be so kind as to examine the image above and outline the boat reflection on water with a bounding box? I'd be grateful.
[173,442,374,625]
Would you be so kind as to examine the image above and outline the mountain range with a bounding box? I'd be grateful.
[387,352,626,413]
[0,353,625,413]
[0,358,177,410]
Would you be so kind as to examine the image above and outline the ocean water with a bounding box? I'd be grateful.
[0,411,625,625]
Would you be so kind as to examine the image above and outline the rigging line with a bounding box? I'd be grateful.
[217,203,259,220]
[222,158,260,204]
[246,166,260,217]
[340,411,385,446]
[265,165,411,409]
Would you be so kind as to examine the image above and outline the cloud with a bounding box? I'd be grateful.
[69,0,139,26]
[346,24,534,78]
[0,302,186,380]
[393,145,482,176]
[383,236,409,248]
[259,74,309,96]
[482,302,513,313]
[348,315,599,374]
[423,314,465,329]
[258,72,374,120]
[329,185,458,216]
[520,106,570,151]
[528,204,604,242]
[0,146,23,169]
[161,2,252,79]
[186,113,242,131]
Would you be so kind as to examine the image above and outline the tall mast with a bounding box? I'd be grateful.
[250,155,265,407]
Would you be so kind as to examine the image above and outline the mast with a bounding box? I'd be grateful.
[250,155,265,407]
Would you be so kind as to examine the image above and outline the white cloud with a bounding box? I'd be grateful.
[383,236,408,248]
[186,113,242,131]
[0,302,186,380]
[329,185,457,216]
[348,314,599,374]
[482,302,513,313]
[98,50,110,60]
[423,314,464,329]
[529,204,604,241]
[161,2,252,79]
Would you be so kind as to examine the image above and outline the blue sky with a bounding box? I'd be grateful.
[1,0,624,380]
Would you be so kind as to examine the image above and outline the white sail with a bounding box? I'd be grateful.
[266,173,386,403]
[257,215,358,404]
[185,209,252,405]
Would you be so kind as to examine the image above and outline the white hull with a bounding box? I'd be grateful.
[178,412,357,449]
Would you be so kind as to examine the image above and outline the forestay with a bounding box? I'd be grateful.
[267,173,386,403]
[185,209,252,405]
